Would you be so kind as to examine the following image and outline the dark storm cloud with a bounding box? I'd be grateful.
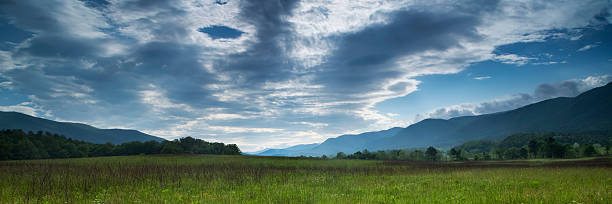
[15,35,103,59]
[133,42,219,107]
[594,7,611,23]
[0,0,210,125]
[0,0,111,59]
[118,0,174,10]
[215,0,299,84]
[79,0,111,9]
[0,0,99,34]
[336,11,481,66]
[314,7,487,95]
[534,81,582,99]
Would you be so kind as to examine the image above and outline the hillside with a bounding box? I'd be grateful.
[259,82,612,156]
[0,111,164,144]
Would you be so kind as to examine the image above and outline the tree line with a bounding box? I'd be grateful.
[451,137,610,161]
[331,146,444,161]
[0,129,241,160]
[326,133,611,161]
[453,132,611,160]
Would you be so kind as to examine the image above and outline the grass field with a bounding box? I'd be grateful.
[1,155,611,203]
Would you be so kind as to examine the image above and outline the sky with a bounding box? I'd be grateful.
[0,0,611,152]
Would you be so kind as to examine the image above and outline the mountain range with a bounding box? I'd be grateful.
[257,82,612,156]
[0,111,164,144]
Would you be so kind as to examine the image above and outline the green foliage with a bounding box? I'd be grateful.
[425,146,439,161]
[450,132,612,160]
[0,129,241,160]
[499,131,612,149]
[454,140,500,154]
[583,144,597,157]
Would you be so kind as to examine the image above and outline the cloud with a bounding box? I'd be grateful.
[207,126,282,134]
[0,102,44,116]
[422,75,612,120]
[386,113,399,117]
[473,76,491,80]
[493,54,537,66]
[577,43,600,52]
[289,121,329,128]
[1,0,610,151]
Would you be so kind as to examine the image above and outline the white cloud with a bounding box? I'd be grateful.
[139,84,194,112]
[0,81,12,89]
[570,35,583,41]
[473,76,491,80]
[0,102,41,116]
[386,113,399,117]
[289,121,328,128]
[493,54,537,66]
[577,44,600,52]
[201,113,252,120]
[207,126,282,134]
[531,60,567,65]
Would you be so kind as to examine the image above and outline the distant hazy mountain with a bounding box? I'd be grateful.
[259,82,612,156]
[257,127,403,156]
[0,111,165,144]
[255,143,320,156]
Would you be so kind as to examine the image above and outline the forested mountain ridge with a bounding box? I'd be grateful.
[0,111,164,144]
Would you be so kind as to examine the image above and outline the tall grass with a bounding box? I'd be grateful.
[0,155,610,203]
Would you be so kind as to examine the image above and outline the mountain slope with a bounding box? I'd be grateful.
[0,111,165,144]
[260,82,612,156]
[256,143,320,156]
[374,82,612,150]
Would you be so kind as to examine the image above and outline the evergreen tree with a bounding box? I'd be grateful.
[425,146,439,161]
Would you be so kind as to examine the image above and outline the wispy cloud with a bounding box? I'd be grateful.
[473,76,491,80]
[493,54,537,66]
[0,0,610,151]
[577,43,600,52]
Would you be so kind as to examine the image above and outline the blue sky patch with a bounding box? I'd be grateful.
[198,25,244,40]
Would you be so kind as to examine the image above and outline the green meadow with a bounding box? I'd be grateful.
[1,155,610,203]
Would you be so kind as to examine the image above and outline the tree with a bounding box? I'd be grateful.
[583,144,597,157]
[450,148,459,161]
[13,138,39,160]
[407,150,425,161]
[160,141,184,154]
[493,148,505,160]
[425,146,439,161]
[224,144,241,155]
[519,147,528,159]
[483,152,491,160]
[389,150,402,160]
[375,151,388,160]
[504,147,521,159]
[179,137,197,153]
[528,140,539,158]
[335,152,346,159]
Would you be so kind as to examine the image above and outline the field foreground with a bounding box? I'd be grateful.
[1,155,611,203]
